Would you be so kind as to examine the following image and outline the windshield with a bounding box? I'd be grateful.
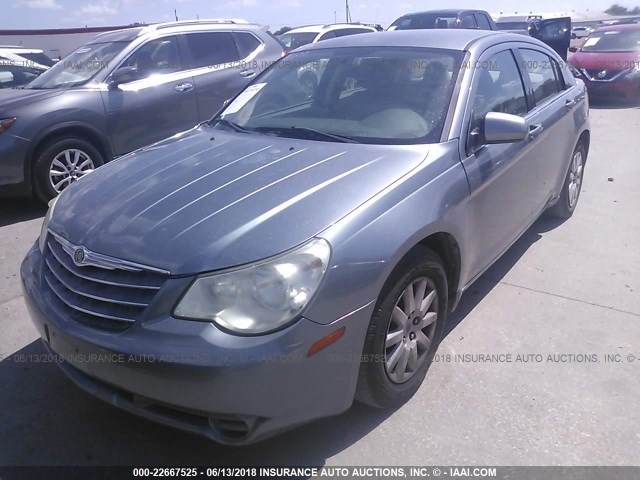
[495,22,528,30]
[27,41,128,89]
[389,14,458,30]
[20,52,55,67]
[581,30,640,52]
[216,47,464,144]
[278,32,318,50]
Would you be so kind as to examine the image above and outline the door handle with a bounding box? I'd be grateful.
[239,69,256,78]
[527,123,544,140]
[174,82,194,93]
[565,98,576,110]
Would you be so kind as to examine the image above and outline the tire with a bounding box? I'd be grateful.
[33,136,104,203]
[355,247,448,409]
[546,141,586,219]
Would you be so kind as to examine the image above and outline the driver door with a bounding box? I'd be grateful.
[102,35,199,156]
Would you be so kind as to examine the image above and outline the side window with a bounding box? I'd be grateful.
[184,32,240,68]
[475,14,492,30]
[233,32,261,59]
[460,14,478,29]
[471,49,528,121]
[317,31,337,42]
[333,28,373,37]
[519,48,561,106]
[122,36,181,79]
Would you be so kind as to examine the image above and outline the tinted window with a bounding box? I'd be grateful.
[317,31,337,41]
[460,14,478,29]
[472,50,527,120]
[520,49,560,106]
[185,32,239,68]
[278,32,317,49]
[122,36,182,78]
[19,52,55,67]
[233,32,261,58]
[475,14,492,30]
[333,28,373,37]
[0,64,42,87]
[390,14,458,30]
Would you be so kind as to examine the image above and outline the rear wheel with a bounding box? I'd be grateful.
[546,142,586,219]
[34,137,104,203]
[355,247,447,408]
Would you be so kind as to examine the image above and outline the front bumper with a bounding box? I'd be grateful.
[21,243,373,445]
[582,77,640,101]
[0,131,30,194]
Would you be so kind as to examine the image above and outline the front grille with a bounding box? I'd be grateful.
[43,233,169,331]
[582,69,624,81]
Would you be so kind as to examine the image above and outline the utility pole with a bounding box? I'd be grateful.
[334,10,337,23]
[345,0,351,23]
[174,9,178,21]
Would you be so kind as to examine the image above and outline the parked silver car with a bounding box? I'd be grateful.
[21,29,590,445]
[0,19,283,201]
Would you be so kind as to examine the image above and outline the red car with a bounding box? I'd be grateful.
[569,24,640,101]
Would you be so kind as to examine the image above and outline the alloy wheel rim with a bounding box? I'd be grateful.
[49,149,95,193]
[568,150,583,209]
[385,276,438,384]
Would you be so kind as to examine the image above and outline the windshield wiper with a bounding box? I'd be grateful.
[212,118,251,134]
[253,126,358,143]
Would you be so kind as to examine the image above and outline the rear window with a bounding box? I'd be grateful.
[278,32,317,50]
[184,32,240,68]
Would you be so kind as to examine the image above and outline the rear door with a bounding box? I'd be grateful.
[182,31,257,122]
[103,35,199,155]
[530,18,571,60]
[516,46,579,204]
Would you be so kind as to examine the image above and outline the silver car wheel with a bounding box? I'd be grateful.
[568,149,584,208]
[49,149,95,193]
[385,276,438,384]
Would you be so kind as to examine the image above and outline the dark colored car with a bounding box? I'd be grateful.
[22,29,589,445]
[569,24,640,101]
[0,20,283,202]
[496,16,572,60]
[388,9,496,31]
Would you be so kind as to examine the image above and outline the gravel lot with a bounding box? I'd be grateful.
[1,102,639,466]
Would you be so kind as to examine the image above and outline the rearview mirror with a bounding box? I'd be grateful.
[108,66,139,89]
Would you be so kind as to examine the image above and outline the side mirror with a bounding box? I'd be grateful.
[483,112,528,144]
[569,46,578,53]
[108,66,139,89]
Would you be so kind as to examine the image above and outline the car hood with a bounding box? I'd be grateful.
[570,50,640,69]
[0,87,64,112]
[50,127,428,275]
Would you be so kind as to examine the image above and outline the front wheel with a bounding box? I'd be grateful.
[546,142,586,219]
[355,247,448,408]
[33,137,104,203]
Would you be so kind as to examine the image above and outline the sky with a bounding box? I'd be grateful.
[1,0,623,30]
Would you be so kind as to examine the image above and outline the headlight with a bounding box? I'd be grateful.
[38,195,59,252]
[174,238,331,335]
[0,117,16,134]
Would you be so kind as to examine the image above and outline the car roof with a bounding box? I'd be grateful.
[297,29,524,52]
[595,23,640,32]
[0,46,44,53]
[286,24,376,34]
[89,19,260,44]
[397,9,487,17]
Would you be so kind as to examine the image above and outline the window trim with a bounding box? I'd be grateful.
[516,47,563,109]
[463,46,529,155]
